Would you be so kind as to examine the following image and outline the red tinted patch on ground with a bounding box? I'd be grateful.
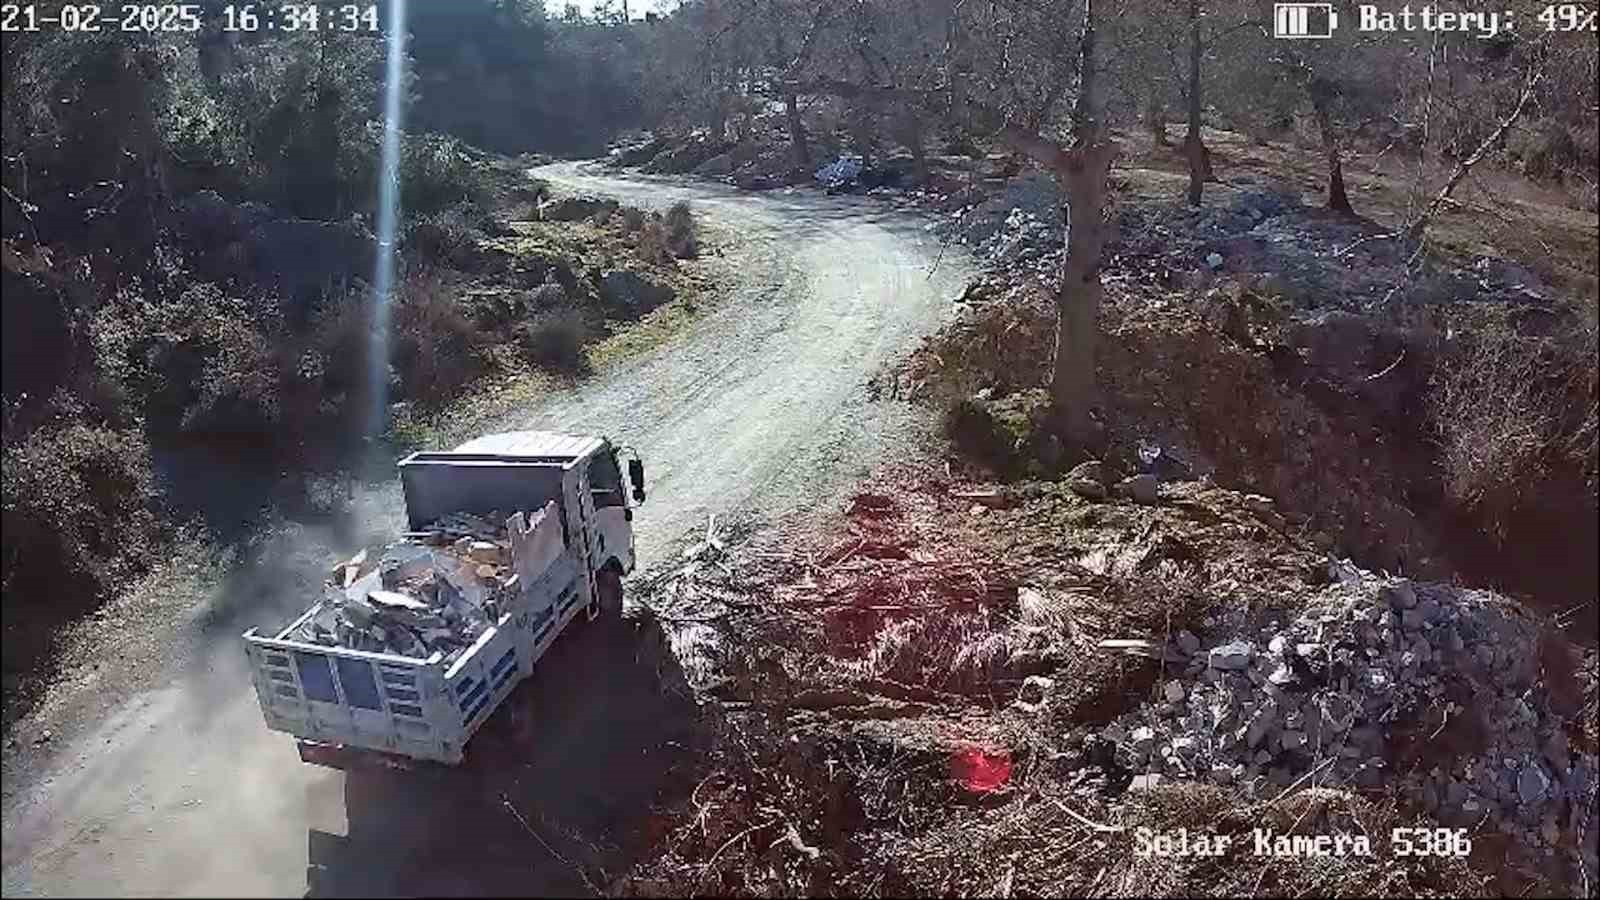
[949,747,1012,793]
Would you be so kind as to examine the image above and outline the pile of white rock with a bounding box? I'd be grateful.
[1097,559,1598,881]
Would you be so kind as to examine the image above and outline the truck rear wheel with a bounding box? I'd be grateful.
[596,566,624,618]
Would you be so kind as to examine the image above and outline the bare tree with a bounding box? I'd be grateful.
[981,0,1116,443]
[1182,0,1209,205]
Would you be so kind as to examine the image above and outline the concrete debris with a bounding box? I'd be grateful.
[1099,639,1184,662]
[1067,460,1110,501]
[1068,478,1108,501]
[295,511,529,663]
[1013,675,1056,713]
[814,155,864,189]
[1208,641,1253,670]
[1095,563,1600,885]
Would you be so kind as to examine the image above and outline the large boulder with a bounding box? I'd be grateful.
[597,270,674,319]
[694,153,736,178]
[538,195,619,223]
[607,135,667,168]
[642,138,730,175]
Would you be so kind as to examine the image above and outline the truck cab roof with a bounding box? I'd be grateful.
[451,430,607,460]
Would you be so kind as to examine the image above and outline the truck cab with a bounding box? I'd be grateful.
[437,430,641,581]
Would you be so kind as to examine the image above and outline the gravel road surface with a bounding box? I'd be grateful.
[0,163,972,897]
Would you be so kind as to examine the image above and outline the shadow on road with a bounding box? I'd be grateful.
[305,607,705,897]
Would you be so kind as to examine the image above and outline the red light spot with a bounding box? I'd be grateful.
[950,747,1012,793]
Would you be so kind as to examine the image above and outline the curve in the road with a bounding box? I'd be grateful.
[0,165,972,897]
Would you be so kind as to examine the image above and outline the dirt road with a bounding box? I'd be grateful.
[0,164,972,897]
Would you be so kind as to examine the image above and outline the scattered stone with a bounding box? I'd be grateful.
[598,270,675,318]
[1065,460,1108,485]
[1544,732,1570,773]
[1091,564,1598,886]
[1066,460,1109,500]
[1382,580,1419,610]
[1014,675,1056,712]
[539,194,618,222]
[1176,631,1202,655]
[1209,641,1253,671]
[1542,817,1561,846]
[1164,680,1186,703]
[1068,478,1107,501]
[1246,710,1275,749]
[1116,474,1160,505]
[1519,764,1551,805]
[1130,774,1164,790]
[1240,493,1275,516]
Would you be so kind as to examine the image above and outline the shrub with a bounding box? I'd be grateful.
[401,133,490,218]
[1429,313,1599,534]
[517,307,590,374]
[407,205,487,269]
[619,206,647,233]
[636,217,675,266]
[90,283,286,438]
[663,200,699,259]
[1,413,159,610]
[391,272,491,406]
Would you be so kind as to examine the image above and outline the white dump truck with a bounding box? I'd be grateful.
[243,431,645,770]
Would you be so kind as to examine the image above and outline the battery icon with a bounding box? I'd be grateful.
[1273,2,1338,38]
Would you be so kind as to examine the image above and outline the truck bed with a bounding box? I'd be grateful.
[244,551,587,765]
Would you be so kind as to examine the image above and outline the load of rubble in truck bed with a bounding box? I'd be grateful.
[295,510,539,663]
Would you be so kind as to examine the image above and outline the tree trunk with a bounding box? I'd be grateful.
[1052,145,1115,443]
[1054,0,1112,445]
[1183,0,1207,206]
[1146,98,1167,147]
[1308,79,1353,214]
[900,114,928,183]
[785,93,808,168]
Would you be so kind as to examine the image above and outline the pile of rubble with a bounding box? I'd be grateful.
[295,511,524,662]
[936,172,1064,272]
[1109,178,1555,312]
[1095,559,1598,881]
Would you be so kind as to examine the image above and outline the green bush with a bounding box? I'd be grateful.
[517,307,590,374]
[401,133,491,218]
[663,200,698,259]
[392,272,492,406]
[407,204,488,268]
[636,216,674,265]
[1,413,159,608]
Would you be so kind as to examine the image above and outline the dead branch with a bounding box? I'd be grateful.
[1404,65,1542,242]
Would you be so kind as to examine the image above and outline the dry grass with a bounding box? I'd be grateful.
[1429,312,1599,533]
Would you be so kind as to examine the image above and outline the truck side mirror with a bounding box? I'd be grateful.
[628,458,646,503]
